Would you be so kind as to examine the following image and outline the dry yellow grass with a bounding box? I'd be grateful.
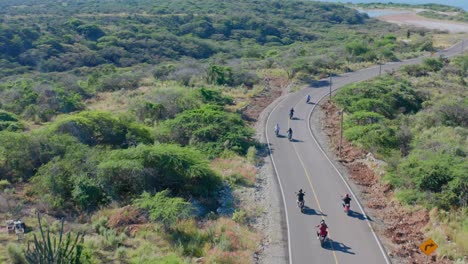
[432,33,468,49]
[204,218,261,264]
[423,208,468,261]
[210,156,257,186]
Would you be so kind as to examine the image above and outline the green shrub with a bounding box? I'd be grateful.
[6,243,27,264]
[0,180,11,190]
[134,191,193,228]
[72,177,108,211]
[232,209,248,224]
[115,247,127,262]
[347,99,392,118]
[156,104,254,157]
[25,214,84,264]
[401,64,428,77]
[99,144,221,198]
[334,76,422,117]
[395,189,426,205]
[100,228,126,250]
[49,111,153,147]
[345,111,385,126]
[344,123,397,154]
[92,217,108,234]
[423,57,443,72]
[246,146,257,165]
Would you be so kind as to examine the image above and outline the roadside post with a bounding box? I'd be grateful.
[329,74,332,101]
[419,238,438,264]
[338,110,343,158]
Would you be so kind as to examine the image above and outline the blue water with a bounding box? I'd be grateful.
[316,0,468,11]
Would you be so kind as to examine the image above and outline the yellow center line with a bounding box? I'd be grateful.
[289,110,339,264]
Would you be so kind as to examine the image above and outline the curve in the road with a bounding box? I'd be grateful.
[265,39,467,264]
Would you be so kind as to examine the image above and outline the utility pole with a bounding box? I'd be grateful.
[329,74,332,101]
[339,110,343,158]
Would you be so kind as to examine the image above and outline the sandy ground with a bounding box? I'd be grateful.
[377,12,468,33]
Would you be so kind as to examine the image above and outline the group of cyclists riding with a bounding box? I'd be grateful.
[275,95,354,245]
[296,189,352,243]
[274,107,295,140]
[274,94,313,140]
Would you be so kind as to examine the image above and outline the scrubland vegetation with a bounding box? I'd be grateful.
[0,0,461,262]
[333,54,467,261]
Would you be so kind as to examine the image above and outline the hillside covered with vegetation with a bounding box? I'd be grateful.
[333,54,467,261]
[0,0,450,263]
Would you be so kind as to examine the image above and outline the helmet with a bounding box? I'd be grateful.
[346,194,350,198]
[299,189,303,193]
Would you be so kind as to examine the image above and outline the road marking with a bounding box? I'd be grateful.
[306,84,392,264]
[263,38,466,264]
[288,102,340,264]
[265,96,293,264]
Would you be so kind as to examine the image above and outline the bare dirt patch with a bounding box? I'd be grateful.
[320,101,451,264]
[242,76,289,122]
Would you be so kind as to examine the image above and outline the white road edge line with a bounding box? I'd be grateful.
[263,38,466,264]
[306,90,392,264]
[307,92,392,264]
[302,37,467,263]
[265,96,293,264]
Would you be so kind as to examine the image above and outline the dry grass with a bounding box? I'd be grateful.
[85,91,132,113]
[210,156,257,186]
[432,33,468,49]
[204,218,260,263]
[423,208,468,262]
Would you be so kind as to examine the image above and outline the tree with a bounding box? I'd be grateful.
[206,65,233,85]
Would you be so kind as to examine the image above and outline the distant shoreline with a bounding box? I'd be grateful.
[375,11,468,33]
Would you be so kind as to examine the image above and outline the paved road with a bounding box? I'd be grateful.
[265,40,467,264]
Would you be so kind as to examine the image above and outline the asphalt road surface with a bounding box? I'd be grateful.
[265,40,467,264]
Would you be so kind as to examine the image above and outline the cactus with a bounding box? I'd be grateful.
[25,213,84,264]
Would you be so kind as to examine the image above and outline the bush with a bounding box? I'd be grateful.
[25,214,84,264]
[134,191,193,228]
[423,57,443,72]
[334,76,422,117]
[7,243,27,264]
[0,179,11,190]
[72,177,108,211]
[246,146,257,165]
[156,104,254,157]
[345,111,385,126]
[100,228,126,250]
[49,111,153,147]
[98,144,221,199]
[344,123,397,155]
[0,131,83,183]
[92,217,108,234]
[232,209,248,224]
[401,64,428,77]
